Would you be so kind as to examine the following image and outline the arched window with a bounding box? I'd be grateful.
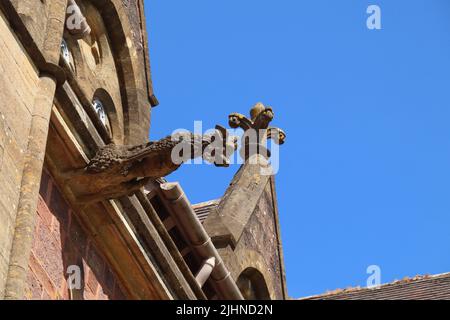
[60,39,76,73]
[92,98,111,134]
[91,88,123,142]
[236,268,271,300]
[60,39,70,63]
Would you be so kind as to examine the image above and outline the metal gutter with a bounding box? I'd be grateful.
[135,191,207,300]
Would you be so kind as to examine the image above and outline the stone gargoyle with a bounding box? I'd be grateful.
[64,126,237,204]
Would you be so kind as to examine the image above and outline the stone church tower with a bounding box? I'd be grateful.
[0,0,287,300]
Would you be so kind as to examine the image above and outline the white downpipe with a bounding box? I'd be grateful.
[195,257,216,288]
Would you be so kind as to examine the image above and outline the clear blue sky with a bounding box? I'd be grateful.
[145,0,450,298]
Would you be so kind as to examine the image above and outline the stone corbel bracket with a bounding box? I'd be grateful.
[66,0,92,40]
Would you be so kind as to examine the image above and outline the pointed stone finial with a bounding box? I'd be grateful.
[250,102,266,121]
[228,103,285,160]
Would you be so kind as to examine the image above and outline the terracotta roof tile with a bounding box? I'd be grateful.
[303,273,450,300]
[192,199,220,224]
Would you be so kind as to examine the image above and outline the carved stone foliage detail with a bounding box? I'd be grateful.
[228,103,286,160]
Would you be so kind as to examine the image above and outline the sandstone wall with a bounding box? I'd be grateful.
[9,0,50,51]
[0,10,40,297]
[0,0,173,300]
[235,182,286,300]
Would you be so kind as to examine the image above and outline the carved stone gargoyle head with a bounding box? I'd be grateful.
[169,126,238,168]
[64,125,238,204]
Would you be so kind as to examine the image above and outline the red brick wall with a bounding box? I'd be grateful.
[25,169,126,300]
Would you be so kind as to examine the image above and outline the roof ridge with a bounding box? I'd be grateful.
[192,199,221,208]
[301,271,450,300]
